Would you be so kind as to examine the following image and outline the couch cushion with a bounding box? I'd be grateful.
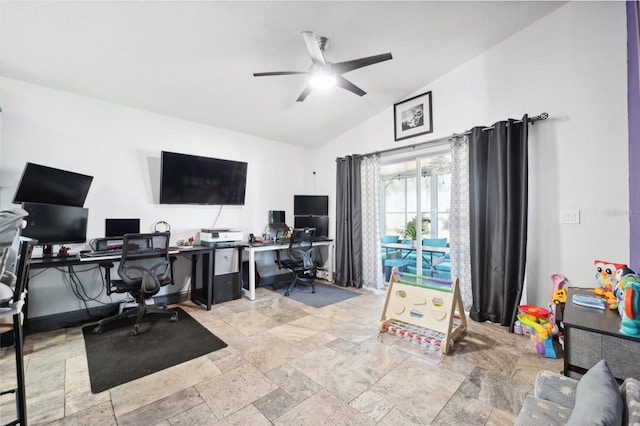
[422,238,448,247]
[436,261,451,272]
[621,377,640,425]
[533,370,578,409]
[515,394,573,426]
[381,235,399,244]
[567,359,623,426]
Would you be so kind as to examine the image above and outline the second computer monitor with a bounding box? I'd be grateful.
[294,216,329,239]
[105,218,140,238]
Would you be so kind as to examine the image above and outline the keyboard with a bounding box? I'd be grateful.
[81,250,121,258]
[80,248,162,258]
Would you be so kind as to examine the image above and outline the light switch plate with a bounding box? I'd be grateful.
[561,209,580,224]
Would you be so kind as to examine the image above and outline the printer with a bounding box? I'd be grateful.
[197,229,243,246]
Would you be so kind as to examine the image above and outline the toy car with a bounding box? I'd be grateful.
[552,288,567,304]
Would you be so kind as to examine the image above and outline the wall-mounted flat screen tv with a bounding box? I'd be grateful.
[160,151,248,205]
[294,195,329,216]
[13,162,93,207]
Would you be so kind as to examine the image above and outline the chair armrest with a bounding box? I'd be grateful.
[533,370,578,409]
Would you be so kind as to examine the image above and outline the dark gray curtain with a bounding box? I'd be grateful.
[628,1,640,269]
[335,155,363,288]
[469,116,528,331]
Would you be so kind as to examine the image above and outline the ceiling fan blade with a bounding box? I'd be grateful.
[336,76,366,97]
[253,71,308,77]
[332,53,393,74]
[296,86,313,102]
[302,31,326,66]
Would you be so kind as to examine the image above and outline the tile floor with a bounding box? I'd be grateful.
[1,284,563,425]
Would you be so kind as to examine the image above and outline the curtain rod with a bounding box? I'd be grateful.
[351,112,549,159]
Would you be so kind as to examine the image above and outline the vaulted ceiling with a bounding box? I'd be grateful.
[1,1,565,148]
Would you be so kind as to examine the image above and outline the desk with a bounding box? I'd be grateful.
[563,287,640,381]
[242,240,334,301]
[381,243,449,276]
[31,245,242,312]
[169,246,217,310]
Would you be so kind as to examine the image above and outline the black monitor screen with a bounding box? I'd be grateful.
[160,151,248,205]
[13,162,93,207]
[21,203,88,251]
[294,195,328,216]
[294,216,329,239]
[105,218,140,237]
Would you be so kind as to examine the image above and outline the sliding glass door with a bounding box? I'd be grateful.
[380,151,451,278]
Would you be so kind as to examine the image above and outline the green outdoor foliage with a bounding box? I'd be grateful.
[402,217,430,240]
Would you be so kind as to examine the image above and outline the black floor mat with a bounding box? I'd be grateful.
[82,307,226,393]
[266,282,361,308]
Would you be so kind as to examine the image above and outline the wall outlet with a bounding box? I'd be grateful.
[561,209,580,224]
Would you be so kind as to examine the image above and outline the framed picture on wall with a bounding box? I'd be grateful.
[394,91,433,141]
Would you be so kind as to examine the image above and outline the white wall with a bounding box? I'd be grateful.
[0,78,315,317]
[0,2,630,317]
[313,2,630,308]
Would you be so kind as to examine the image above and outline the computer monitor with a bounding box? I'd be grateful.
[294,216,329,239]
[21,202,88,257]
[105,218,140,238]
[13,162,93,207]
[269,210,285,224]
[291,227,315,242]
[294,195,328,216]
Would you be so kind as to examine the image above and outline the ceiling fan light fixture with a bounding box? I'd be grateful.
[309,71,336,90]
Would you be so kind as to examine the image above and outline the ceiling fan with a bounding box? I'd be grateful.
[253,31,393,102]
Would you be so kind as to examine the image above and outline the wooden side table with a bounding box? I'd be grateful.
[563,287,640,381]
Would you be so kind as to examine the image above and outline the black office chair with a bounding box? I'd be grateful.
[93,232,178,336]
[276,227,316,297]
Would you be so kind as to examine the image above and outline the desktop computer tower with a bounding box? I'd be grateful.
[241,260,261,289]
[212,248,241,303]
[213,274,241,303]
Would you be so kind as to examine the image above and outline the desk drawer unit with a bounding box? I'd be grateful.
[566,326,640,381]
[215,248,239,275]
[212,248,240,303]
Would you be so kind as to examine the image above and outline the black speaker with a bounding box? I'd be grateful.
[242,261,260,289]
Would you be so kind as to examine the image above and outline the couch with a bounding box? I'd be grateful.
[515,359,640,425]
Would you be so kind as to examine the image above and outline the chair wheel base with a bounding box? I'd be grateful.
[93,326,104,334]
[284,291,290,297]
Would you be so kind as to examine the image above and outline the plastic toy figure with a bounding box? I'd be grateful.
[614,267,638,317]
[620,279,640,338]
[594,260,626,309]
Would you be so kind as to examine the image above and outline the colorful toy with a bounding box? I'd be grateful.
[614,267,639,317]
[550,273,569,320]
[620,279,640,338]
[594,260,626,309]
[572,293,606,309]
[552,288,567,305]
[379,268,467,354]
[517,304,558,358]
